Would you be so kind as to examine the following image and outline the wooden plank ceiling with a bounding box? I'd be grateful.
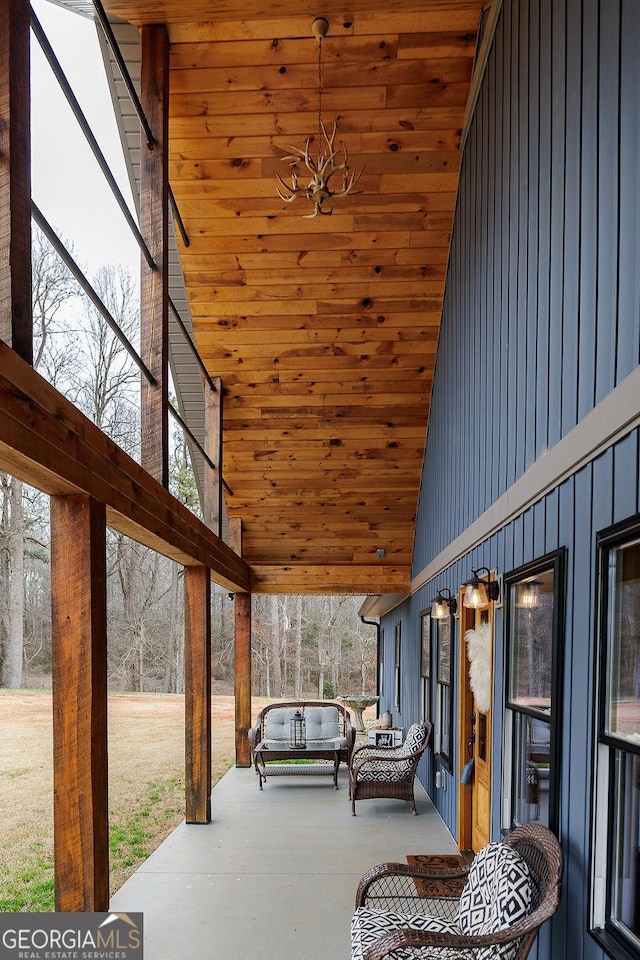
[101,0,486,595]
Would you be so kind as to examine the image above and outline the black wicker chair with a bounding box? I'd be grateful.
[351,823,563,960]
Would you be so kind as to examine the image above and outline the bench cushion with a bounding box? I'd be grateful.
[351,908,471,960]
[264,708,299,740]
[263,705,343,743]
[305,706,340,740]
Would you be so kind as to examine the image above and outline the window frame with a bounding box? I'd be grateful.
[590,514,640,960]
[420,608,432,732]
[434,612,454,773]
[502,548,566,836]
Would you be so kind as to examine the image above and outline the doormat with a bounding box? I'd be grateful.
[406,852,472,898]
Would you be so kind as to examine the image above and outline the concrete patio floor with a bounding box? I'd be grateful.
[110,764,458,960]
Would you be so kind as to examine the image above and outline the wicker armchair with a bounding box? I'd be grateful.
[351,823,563,960]
[349,722,431,816]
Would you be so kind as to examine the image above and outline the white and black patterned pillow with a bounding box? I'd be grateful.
[457,842,532,960]
[351,907,473,960]
[402,723,427,754]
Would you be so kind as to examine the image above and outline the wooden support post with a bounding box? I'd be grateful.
[184,565,212,823]
[235,591,252,768]
[203,376,223,538]
[50,495,108,911]
[0,0,33,363]
[140,25,169,486]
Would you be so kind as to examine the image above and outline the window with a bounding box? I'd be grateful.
[420,610,431,727]
[592,517,640,959]
[394,621,401,712]
[502,550,565,834]
[435,614,454,772]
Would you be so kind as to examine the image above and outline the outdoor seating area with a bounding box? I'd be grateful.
[109,766,562,960]
[110,763,462,960]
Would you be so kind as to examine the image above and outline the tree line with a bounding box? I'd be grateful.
[0,228,377,696]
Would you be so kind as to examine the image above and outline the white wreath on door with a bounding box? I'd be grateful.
[464,621,492,713]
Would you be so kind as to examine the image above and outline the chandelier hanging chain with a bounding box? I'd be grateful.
[275,17,363,218]
[317,29,323,168]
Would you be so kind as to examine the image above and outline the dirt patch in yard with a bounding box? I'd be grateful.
[0,691,272,909]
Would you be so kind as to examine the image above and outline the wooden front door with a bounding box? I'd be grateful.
[458,598,493,853]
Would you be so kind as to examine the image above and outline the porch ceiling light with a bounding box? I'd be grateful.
[462,567,500,608]
[430,588,457,619]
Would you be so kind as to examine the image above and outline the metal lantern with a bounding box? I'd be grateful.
[289,710,307,748]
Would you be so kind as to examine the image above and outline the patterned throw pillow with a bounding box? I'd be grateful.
[351,908,473,960]
[457,842,532,960]
[403,723,427,754]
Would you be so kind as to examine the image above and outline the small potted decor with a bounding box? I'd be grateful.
[289,710,307,749]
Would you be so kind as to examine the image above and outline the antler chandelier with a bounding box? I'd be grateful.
[276,17,363,218]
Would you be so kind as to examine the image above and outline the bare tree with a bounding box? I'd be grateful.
[292,595,303,698]
[0,476,25,687]
[74,264,139,450]
[268,595,283,697]
[31,224,80,389]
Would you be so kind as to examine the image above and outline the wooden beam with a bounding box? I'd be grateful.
[0,342,251,591]
[203,375,223,537]
[184,565,212,823]
[0,0,32,363]
[140,24,169,485]
[249,563,412,595]
[228,517,242,556]
[51,495,108,911]
[234,591,252,767]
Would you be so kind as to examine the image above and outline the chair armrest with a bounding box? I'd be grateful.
[343,714,356,759]
[248,725,261,753]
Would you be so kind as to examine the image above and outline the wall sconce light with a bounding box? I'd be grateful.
[462,567,500,608]
[430,588,458,619]
[515,581,540,609]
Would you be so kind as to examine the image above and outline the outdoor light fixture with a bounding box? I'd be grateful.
[289,710,307,749]
[463,567,500,608]
[276,17,363,217]
[430,588,457,619]
[515,580,540,609]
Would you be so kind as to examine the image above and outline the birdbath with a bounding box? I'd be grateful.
[338,695,379,733]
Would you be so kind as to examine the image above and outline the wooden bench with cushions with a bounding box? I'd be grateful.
[248,701,356,782]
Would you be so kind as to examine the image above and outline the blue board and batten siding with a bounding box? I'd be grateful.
[377,1,640,959]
